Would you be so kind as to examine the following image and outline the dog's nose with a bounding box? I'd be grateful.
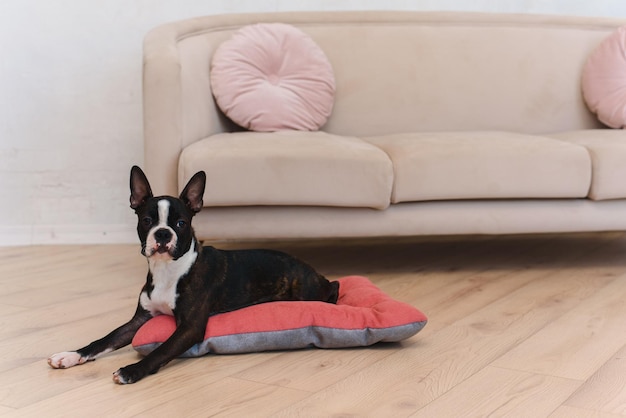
[154,228,172,243]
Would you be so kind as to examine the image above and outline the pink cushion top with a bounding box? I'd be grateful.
[210,23,336,132]
[582,26,626,128]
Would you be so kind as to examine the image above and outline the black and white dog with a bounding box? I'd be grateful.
[48,166,339,384]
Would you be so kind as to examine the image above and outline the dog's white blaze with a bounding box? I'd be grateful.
[141,244,198,316]
[157,199,169,226]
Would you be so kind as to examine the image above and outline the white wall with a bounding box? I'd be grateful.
[1,0,625,245]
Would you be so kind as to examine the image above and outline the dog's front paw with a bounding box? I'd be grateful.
[113,364,147,385]
[48,351,86,369]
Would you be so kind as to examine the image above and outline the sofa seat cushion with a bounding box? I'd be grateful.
[548,130,626,200]
[364,131,591,203]
[179,131,393,209]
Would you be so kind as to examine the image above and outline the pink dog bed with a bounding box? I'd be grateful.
[132,275,427,357]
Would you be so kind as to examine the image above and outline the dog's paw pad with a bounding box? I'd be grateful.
[48,351,85,369]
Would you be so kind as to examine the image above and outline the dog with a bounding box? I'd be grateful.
[48,165,339,384]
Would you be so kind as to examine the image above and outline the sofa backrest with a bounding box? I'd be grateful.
[311,13,612,136]
[143,11,618,194]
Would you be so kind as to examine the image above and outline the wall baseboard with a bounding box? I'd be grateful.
[0,224,137,246]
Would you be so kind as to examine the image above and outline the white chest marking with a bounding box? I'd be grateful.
[140,244,198,316]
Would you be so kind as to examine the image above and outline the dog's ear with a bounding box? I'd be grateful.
[180,171,206,214]
[129,166,153,210]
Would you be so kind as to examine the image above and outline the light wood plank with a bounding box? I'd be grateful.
[565,344,626,415]
[410,366,581,417]
[550,405,625,418]
[0,284,139,339]
[141,377,311,417]
[0,405,15,416]
[493,273,626,380]
[233,344,403,392]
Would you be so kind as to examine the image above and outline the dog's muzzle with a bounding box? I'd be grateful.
[146,227,176,257]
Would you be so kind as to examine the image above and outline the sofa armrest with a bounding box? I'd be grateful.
[143,24,184,196]
[143,17,237,196]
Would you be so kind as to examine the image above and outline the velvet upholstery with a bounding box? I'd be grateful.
[143,12,626,240]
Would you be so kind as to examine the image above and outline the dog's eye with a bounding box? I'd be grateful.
[176,220,186,229]
[142,216,152,226]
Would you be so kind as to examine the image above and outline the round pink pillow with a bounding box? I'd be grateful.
[582,26,626,128]
[210,23,335,132]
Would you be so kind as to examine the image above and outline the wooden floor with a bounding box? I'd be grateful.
[1,233,626,417]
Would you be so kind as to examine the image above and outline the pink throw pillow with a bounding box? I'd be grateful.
[210,23,336,132]
[582,26,626,128]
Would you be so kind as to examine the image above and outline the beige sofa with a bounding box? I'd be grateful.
[143,11,626,241]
